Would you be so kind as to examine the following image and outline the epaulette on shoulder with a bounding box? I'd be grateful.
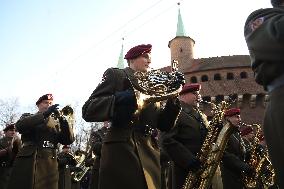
[20,113,32,119]
[109,67,126,73]
[247,8,278,21]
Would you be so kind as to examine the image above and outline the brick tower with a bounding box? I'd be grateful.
[168,3,195,72]
[164,4,267,125]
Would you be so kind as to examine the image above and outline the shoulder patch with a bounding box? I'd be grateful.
[250,17,264,31]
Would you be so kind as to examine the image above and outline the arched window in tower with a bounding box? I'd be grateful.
[190,76,197,83]
[180,47,183,52]
[240,72,248,79]
[227,72,234,80]
[214,73,221,80]
[201,75,208,82]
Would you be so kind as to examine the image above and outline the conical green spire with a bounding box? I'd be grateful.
[176,3,186,37]
[117,42,125,69]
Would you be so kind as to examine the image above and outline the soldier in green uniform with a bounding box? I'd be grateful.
[244,0,284,187]
[0,124,21,189]
[82,44,184,189]
[221,108,254,189]
[161,83,213,189]
[58,145,77,189]
[87,125,108,189]
[7,94,75,189]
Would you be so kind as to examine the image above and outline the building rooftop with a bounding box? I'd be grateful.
[186,55,251,73]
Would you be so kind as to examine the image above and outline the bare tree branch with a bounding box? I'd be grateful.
[0,98,20,130]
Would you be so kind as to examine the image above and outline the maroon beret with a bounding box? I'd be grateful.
[224,108,240,117]
[124,44,152,60]
[36,94,53,105]
[180,83,201,95]
[240,126,253,136]
[3,123,16,132]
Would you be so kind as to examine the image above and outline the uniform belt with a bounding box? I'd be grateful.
[22,141,56,149]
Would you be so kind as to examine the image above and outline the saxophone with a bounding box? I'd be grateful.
[261,149,275,188]
[47,105,75,129]
[183,101,235,189]
[243,124,276,189]
[71,127,101,182]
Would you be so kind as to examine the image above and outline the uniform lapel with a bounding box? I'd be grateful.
[123,67,140,90]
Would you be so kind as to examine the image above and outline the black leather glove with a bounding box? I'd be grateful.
[187,157,201,172]
[43,104,59,118]
[114,90,136,106]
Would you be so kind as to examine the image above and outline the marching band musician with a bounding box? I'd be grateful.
[221,108,254,189]
[7,94,75,189]
[82,44,183,189]
[0,124,21,189]
[161,83,223,189]
[71,149,85,189]
[58,145,77,189]
[240,126,278,189]
[86,123,108,189]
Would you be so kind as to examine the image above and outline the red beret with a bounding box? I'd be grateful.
[3,123,16,132]
[180,83,201,95]
[240,126,253,136]
[124,44,152,60]
[36,94,53,105]
[62,145,70,149]
[224,108,240,117]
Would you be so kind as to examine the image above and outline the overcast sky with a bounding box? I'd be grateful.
[0,0,272,111]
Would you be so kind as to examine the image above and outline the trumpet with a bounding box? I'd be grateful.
[47,105,75,129]
[52,105,74,119]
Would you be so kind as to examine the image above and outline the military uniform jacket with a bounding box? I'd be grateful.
[89,127,107,189]
[0,136,21,189]
[8,112,74,189]
[58,152,77,189]
[221,131,249,189]
[161,101,209,189]
[91,127,108,168]
[244,6,284,87]
[82,67,180,189]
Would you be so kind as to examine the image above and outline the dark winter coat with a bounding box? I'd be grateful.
[82,67,180,189]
